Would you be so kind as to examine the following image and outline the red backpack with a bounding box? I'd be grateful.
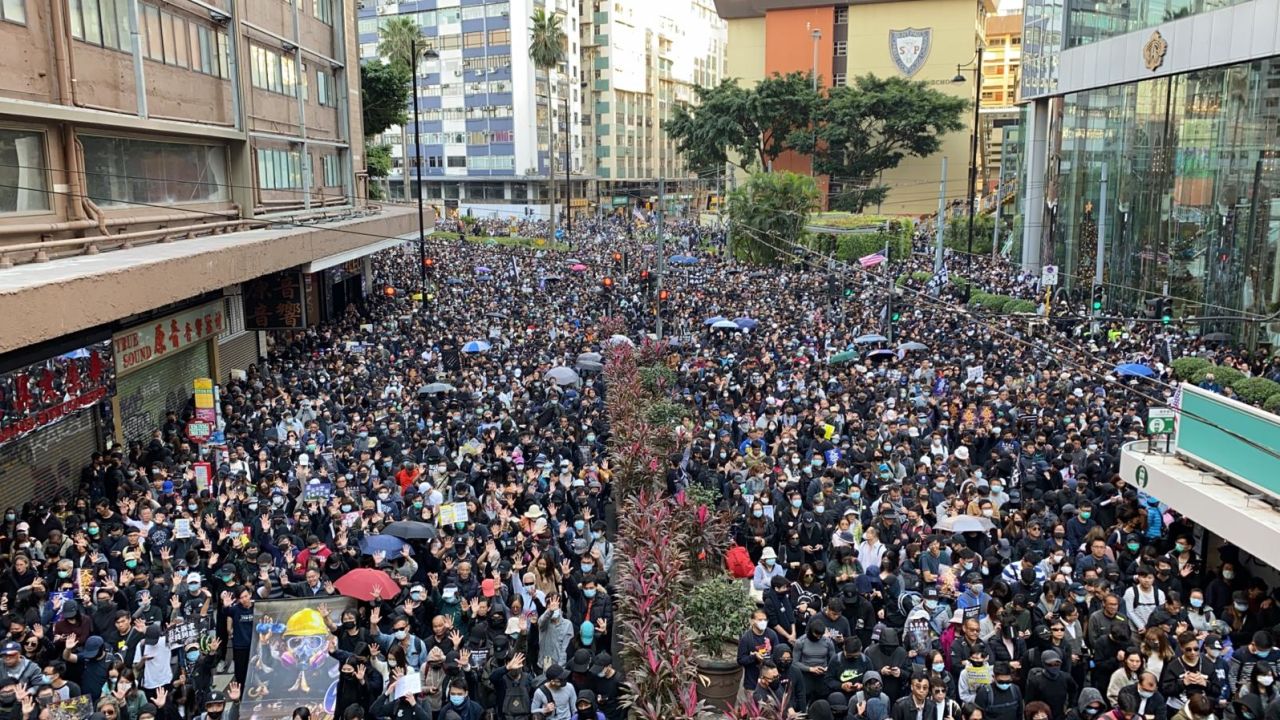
[726,545,755,578]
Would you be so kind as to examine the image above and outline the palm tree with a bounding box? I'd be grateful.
[379,17,424,201]
[529,8,565,236]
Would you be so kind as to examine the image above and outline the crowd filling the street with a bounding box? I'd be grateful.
[6,215,1280,720]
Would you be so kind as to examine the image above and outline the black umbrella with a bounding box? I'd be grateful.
[383,521,436,541]
[1201,332,1231,343]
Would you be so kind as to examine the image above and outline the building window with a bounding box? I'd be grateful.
[832,73,845,87]
[0,128,49,214]
[834,5,848,23]
[322,154,341,186]
[446,156,466,168]
[251,44,297,95]
[488,29,510,45]
[1,0,26,24]
[833,40,847,56]
[255,148,303,189]
[316,70,336,107]
[81,135,230,206]
[463,31,483,49]
[313,0,332,25]
[69,0,131,51]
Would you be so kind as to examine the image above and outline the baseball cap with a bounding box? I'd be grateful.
[481,579,497,598]
[0,641,18,655]
[144,624,162,645]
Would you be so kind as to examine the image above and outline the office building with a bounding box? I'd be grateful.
[713,0,991,215]
[0,0,417,505]
[1016,0,1280,344]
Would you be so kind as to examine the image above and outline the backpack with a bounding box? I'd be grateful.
[502,675,534,719]
[726,545,755,578]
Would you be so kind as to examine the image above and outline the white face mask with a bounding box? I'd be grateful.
[754,619,768,631]
[1261,676,1275,687]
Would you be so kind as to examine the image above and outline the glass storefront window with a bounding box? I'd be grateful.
[1065,0,1251,48]
[1043,57,1280,340]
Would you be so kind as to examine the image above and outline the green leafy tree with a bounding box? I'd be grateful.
[727,171,817,264]
[665,73,818,173]
[789,74,966,212]
[360,62,410,138]
[530,8,565,235]
[376,17,425,200]
[366,144,392,178]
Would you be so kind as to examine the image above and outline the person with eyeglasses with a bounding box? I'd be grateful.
[1158,632,1218,714]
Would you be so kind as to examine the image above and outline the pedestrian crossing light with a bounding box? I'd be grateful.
[1091,284,1104,312]
[383,286,396,297]
[423,257,435,269]
[658,289,670,302]
[891,310,901,323]
[1159,296,1173,324]
[601,276,614,290]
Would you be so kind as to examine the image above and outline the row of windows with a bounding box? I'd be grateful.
[417,130,514,145]
[419,106,513,121]
[1,0,25,24]
[463,55,511,73]
[250,45,299,95]
[418,80,512,97]
[257,149,303,189]
[416,154,513,171]
[313,0,332,25]
[68,0,229,78]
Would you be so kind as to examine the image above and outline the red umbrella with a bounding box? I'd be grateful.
[334,568,398,602]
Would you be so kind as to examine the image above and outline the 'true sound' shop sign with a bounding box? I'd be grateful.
[112,301,225,375]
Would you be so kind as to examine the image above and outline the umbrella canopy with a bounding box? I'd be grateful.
[896,341,929,352]
[445,278,465,286]
[334,568,399,602]
[565,258,585,265]
[1202,332,1231,343]
[570,264,588,272]
[540,274,564,282]
[1115,362,1155,378]
[935,515,996,533]
[474,266,491,274]
[855,334,889,344]
[703,315,728,326]
[383,521,436,541]
[545,366,581,386]
[420,382,456,395]
[576,359,604,372]
[360,534,411,556]
[828,350,859,365]
[734,317,759,329]
[461,339,492,353]
[711,319,741,331]
[866,349,896,363]
[668,254,699,265]
[607,334,634,347]
[578,352,603,363]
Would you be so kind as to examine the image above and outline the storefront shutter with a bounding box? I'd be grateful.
[116,342,211,443]
[0,408,100,509]
[218,332,261,382]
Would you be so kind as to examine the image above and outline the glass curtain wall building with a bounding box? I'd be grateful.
[1018,0,1280,344]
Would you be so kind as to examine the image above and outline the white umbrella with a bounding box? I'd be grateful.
[934,515,996,533]
[607,334,634,346]
[577,352,603,363]
[711,320,741,331]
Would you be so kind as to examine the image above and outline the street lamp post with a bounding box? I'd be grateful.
[953,46,984,276]
[810,28,821,179]
[410,39,440,297]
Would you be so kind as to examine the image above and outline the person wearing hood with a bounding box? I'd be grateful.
[763,575,799,644]
[850,670,892,720]
[571,689,603,720]
[794,618,838,705]
[868,628,911,701]
[1066,687,1109,720]
[1026,648,1079,719]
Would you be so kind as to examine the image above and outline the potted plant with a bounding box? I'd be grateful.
[683,574,755,711]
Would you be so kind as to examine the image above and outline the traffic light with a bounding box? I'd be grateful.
[639,269,650,283]
[612,252,623,268]
[423,257,436,271]
[1159,296,1173,324]
[658,289,670,303]
[891,310,901,323]
[383,286,397,297]
[601,276,614,291]
[1091,284,1104,312]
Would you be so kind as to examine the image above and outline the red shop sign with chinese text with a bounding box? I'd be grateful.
[112,300,224,376]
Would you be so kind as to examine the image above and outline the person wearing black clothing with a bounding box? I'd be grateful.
[588,653,622,720]
[976,664,1024,720]
[738,609,780,691]
[1159,632,1218,715]
[1025,650,1077,720]
[221,588,256,686]
[763,576,799,644]
[824,637,873,699]
[1117,673,1168,720]
[891,673,938,720]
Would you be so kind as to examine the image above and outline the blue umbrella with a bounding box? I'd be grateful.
[734,317,759,330]
[855,334,889,344]
[668,255,699,265]
[1115,363,1155,378]
[703,315,728,326]
[461,339,492,353]
[360,534,411,556]
[474,266,491,274]
[446,278,465,286]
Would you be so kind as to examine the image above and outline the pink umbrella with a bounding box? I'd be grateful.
[570,264,588,272]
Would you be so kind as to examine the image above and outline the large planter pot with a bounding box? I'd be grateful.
[696,656,743,712]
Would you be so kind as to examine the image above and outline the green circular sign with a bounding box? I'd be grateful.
[1135,465,1149,488]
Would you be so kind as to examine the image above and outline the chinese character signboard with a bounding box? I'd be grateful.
[112,301,224,376]
[0,341,114,445]
[244,272,307,330]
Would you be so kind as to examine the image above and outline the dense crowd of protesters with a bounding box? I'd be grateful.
[0,214,1276,720]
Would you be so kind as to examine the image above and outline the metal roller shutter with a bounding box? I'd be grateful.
[116,342,211,443]
[218,332,260,381]
[0,409,100,509]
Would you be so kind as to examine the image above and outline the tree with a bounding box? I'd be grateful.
[360,62,410,138]
[726,171,817,264]
[788,74,967,212]
[665,73,818,173]
[529,8,565,235]
[376,17,424,200]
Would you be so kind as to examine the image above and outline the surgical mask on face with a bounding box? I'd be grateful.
[991,485,1003,493]
[764,558,775,567]
[341,504,352,513]
[1128,542,1141,552]
[1190,598,1204,609]
[1260,676,1275,687]
[574,520,585,532]
[394,630,408,640]
[924,599,938,610]
[790,498,802,508]
[583,589,597,599]
[1224,571,1235,580]
[995,682,1011,691]
[186,650,200,662]
[1079,511,1091,520]
[755,619,768,631]
[580,564,594,574]
[932,662,946,673]
[1236,602,1250,613]
[982,509,994,517]
[850,490,861,500]
[449,695,465,707]
[753,510,763,519]
[815,505,825,514]
[1138,690,1154,699]
[970,584,984,595]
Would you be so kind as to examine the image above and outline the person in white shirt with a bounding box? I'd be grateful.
[132,624,173,692]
